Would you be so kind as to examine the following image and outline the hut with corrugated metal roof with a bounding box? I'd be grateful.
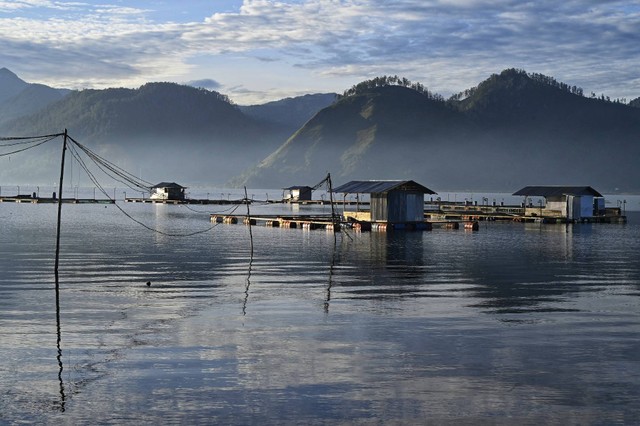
[333,180,436,224]
[150,182,187,201]
[283,185,313,202]
[513,186,604,220]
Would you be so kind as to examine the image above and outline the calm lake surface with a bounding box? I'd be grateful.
[1,197,639,424]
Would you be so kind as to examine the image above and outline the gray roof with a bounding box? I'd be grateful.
[332,180,436,194]
[152,182,186,189]
[513,186,603,197]
[283,186,312,190]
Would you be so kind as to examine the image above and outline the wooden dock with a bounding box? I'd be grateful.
[210,213,482,232]
[124,197,370,205]
[211,214,344,231]
[0,196,114,204]
[423,202,626,224]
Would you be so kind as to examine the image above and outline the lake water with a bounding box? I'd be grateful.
[1,197,639,424]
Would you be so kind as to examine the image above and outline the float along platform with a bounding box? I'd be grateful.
[210,213,480,232]
[0,195,114,204]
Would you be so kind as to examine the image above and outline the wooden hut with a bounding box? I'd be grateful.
[283,185,313,202]
[150,182,187,201]
[333,180,436,223]
[513,186,604,220]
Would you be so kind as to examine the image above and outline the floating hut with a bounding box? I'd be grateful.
[333,180,437,226]
[150,182,186,201]
[513,186,605,220]
[283,185,313,202]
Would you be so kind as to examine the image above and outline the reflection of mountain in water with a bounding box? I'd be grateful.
[331,222,640,318]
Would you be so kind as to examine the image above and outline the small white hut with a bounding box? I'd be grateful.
[513,186,604,220]
[283,186,313,202]
[150,182,187,201]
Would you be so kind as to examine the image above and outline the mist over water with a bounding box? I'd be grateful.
[1,199,639,424]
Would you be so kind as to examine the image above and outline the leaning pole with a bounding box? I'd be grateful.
[54,129,68,274]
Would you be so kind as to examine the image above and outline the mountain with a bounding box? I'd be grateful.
[237,69,640,193]
[0,82,291,185]
[0,68,69,126]
[239,93,337,133]
[3,68,639,192]
[0,68,28,102]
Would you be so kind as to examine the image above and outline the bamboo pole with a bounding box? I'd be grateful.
[54,129,68,274]
[244,186,253,257]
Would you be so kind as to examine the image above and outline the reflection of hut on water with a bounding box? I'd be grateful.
[283,185,313,202]
[333,180,437,224]
[150,182,187,201]
[513,186,604,220]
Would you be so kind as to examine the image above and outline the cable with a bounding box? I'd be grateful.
[0,135,60,157]
[66,139,230,237]
[68,136,152,193]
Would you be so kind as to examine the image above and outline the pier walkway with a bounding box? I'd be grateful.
[0,195,114,204]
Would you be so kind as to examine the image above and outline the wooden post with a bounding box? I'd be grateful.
[327,173,338,235]
[244,186,253,257]
[54,129,68,274]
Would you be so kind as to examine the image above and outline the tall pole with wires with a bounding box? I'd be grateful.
[55,129,68,274]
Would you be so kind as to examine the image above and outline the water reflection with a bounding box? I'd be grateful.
[464,222,634,316]
[333,232,427,300]
[1,204,639,423]
[54,272,66,413]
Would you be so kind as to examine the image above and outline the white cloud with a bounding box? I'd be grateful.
[0,0,638,103]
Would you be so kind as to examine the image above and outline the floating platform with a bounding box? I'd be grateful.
[423,202,627,224]
[124,197,231,205]
[211,214,343,231]
[210,214,481,232]
[125,197,371,205]
[0,196,114,204]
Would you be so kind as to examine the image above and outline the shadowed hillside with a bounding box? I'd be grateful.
[2,68,639,192]
[0,82,289,185]
[239,93,337,133]
[0,68,69,126]
[237,70,640,193]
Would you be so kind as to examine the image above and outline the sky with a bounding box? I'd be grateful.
[0,0,639,105]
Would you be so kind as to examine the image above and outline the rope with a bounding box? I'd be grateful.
[0,134,61,156]
[66,140,237,237]
[68,136,153,193]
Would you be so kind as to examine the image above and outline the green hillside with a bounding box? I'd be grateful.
[239,70,640,193]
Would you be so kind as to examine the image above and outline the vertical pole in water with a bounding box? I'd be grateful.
[55,129,68,274]
[327,173,338,238]
[244,186,254,257]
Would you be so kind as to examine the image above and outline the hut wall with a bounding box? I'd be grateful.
[579,196,594,218]
[295,188,312,201]
[372,191,424,223]
[546,200,567,216]
[371,194,388,222]
[150,187,184,200]
[404,192,425,222]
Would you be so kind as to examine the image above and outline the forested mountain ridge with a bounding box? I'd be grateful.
[1,67,639,192]
[0,81,291,185]
[239,93,337,134]
[238,69,640,192]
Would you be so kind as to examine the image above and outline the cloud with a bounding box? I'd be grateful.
[186,79,222,90]
[0,0,638,103]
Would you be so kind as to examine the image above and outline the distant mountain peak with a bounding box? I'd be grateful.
[0,67,19,76]
[0,67,25,82]
[0,67,29,104]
